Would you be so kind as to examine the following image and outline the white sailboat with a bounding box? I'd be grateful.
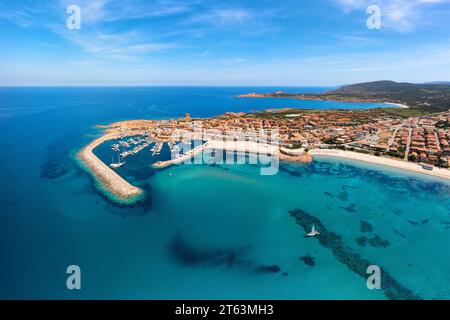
[306,224,320,237]
[109,154,126,169]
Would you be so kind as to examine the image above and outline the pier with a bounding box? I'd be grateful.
[151,142,163,156]
[78,133,143,202]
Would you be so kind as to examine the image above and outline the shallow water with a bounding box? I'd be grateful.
[0,87,448,299]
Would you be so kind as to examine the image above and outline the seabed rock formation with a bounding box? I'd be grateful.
[299,255,316,267]
[360,221,373,233]
[168,234,283,275]
[356,235,390,248]
[289,208,421,300]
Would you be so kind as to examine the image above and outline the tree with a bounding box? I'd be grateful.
[436,157,448,168]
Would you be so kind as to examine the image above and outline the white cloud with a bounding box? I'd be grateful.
[0,0,188,61]
[335,0,450,31]
[187,8,252,26]
[0,2,53,27]
[59,0,190,24]
[50,25,181,61]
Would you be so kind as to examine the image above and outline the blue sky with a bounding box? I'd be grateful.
[1,0,450,86]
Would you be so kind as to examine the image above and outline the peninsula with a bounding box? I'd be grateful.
[237,81,450,114]
[78,107,450,202]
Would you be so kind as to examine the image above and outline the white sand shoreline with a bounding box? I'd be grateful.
[309,149,450,182]
[384,102,409,109]
[79,133,449,202]
[154,142,450,182]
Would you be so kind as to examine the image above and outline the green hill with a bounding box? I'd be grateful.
[238,80,450,114]
[325,80,450,112]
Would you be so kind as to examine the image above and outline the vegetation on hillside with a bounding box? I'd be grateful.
[239,81,450,113]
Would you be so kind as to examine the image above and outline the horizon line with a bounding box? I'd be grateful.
[1,80,448,88]
[0,84,340,88]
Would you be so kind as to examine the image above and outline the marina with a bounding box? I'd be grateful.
[77,133,143,201]
[99,131,207,171]
[108,136,189,161]
[114,136,153,159]
[109,155,125,169]
[2,86,450,300]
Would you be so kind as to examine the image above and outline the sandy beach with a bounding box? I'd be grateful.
[154,142,450,182]
[309,149,450,182]
[384,102,410,109]
[80,133,449,201]
[78,133,143,201]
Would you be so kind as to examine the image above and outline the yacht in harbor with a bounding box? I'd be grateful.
[109,155,126,169]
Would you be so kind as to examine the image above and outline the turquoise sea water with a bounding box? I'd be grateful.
[0,87,449,299]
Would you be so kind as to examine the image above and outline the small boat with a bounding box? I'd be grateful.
[421,164,433,171]
[306,224,320,237]
[109,155,126,169]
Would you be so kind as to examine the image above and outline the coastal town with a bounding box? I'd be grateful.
[4,0,450,302]
[78,107,450,203]
[101,108,450,168]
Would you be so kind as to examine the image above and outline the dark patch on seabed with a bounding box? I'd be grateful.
[280,161,450,199]
[324,191,334,198]
[167,233,283,275]
[40,131,92,180]
[340,203,356,213]
[360,221,373,233]
[406,219,419,226]
[254,265,281,274]
[279,164,303,177]
[289,208,421,300]
[299,255,315,266]
[355,235,390,248]
[41,140,74,179]
[406,218,432,226]
[337,191,349,201]
[394,229,406,238]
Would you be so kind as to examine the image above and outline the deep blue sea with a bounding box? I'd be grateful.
[0,87,449,299]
